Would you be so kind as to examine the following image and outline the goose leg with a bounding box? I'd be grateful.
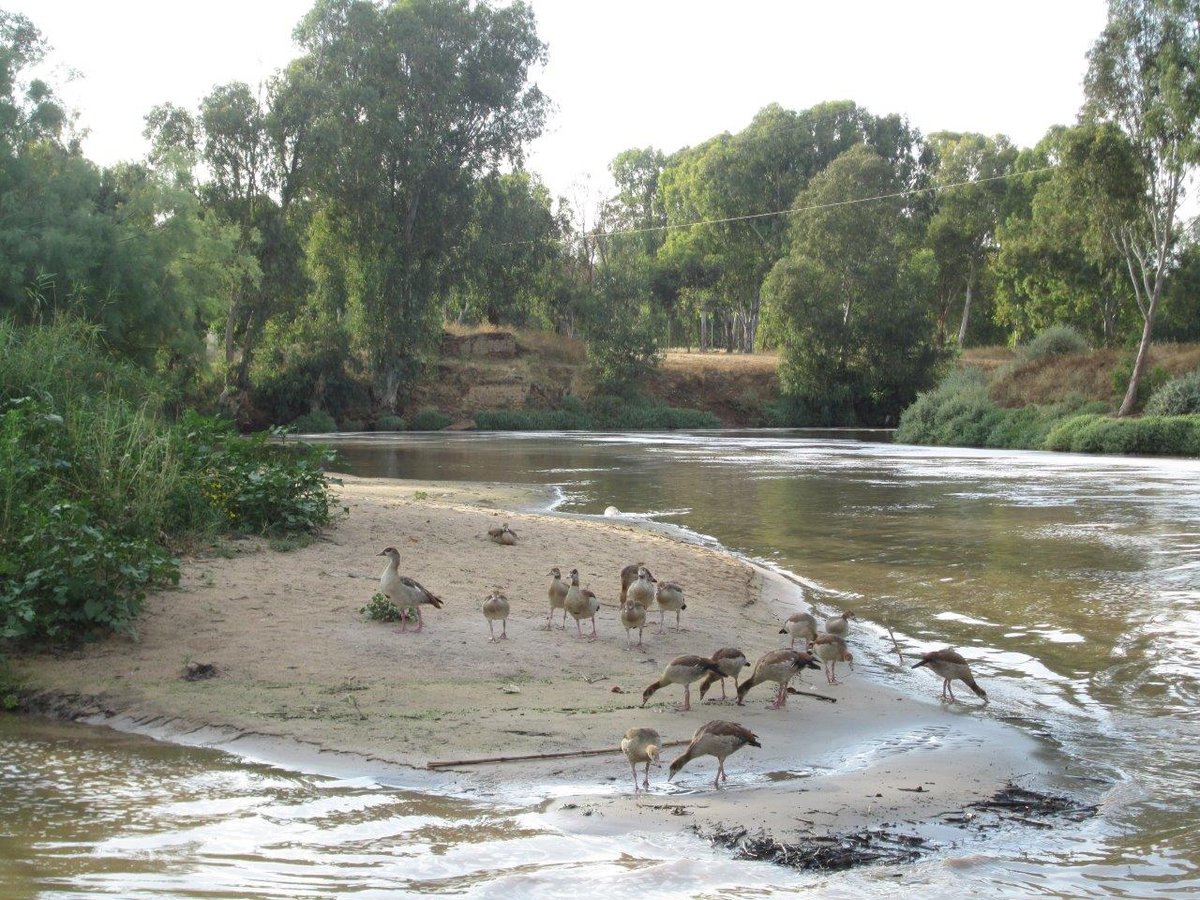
[488,620,496,642]
[679,683,692,712]
[501,619,507,640]
[413,607,424,633]
[630,762,640,793]
[642,762,651,790]
[588,616,597,642]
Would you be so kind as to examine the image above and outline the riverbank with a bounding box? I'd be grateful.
[11,474,1053,849]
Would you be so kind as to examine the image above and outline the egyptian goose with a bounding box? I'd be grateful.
[697,648,750,701]
[825,611,855,638]
[654,581,686,633]
[668,720,761,788]
[620,562,652,603]
[620,727,662,792]
[545,567,569,630]
[620,599,647,650]
[641,655,722,711]
[780,612,818,650]
[912,649,988,703]
[482,590,510,642]
[736,649,821,709]
[564,569,600,641]
[487,523,517,545]
[626,565,656,609]
[812,634,853,684]
[377,547,444,633]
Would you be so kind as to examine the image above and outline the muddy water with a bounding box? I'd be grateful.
[4,430,1198,896]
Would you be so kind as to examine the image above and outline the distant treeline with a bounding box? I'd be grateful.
[1,1,1198,429]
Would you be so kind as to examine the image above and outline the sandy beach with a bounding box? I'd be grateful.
[12,474,1050,846]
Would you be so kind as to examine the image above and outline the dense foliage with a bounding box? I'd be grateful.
[0,320,338,646]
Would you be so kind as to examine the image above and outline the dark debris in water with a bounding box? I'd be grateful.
[698,824,929,872]
[967,782,1098,826]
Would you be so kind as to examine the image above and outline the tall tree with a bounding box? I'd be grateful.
[281,0,548,411]
[762,145,943,424]
[1084,0,1200,416]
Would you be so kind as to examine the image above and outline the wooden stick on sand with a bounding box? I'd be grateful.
[887,626,904,665]
[428,738,691,769]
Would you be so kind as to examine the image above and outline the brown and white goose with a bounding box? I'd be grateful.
[620,562,654,604]
[912,649,988,703]
[654,581,687,633]
[668,720,761,788]
[641,655,723,711]
[736,649,821,709]
[487,523,517,545]
[545,567,569,630]
[697,648,751,701]
[482,590,510,642]
[620,599,647,650]
[779,611,818,650]
[825,610,855,639]
[620,727,662,792]
[812,634,854,684]
[626,565,657,609]
[564,569,600,641]
[377,546,444,633]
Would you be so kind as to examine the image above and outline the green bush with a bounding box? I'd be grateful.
[1145,370,1200,416]
[1043,413,1200,456]
[290,410,338,433]
[375,415,406,432]
[360,592,408,622]
[1020,325,1089,360]
[409,408,452,431]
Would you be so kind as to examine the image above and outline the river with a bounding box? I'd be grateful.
[3,430,1198,897]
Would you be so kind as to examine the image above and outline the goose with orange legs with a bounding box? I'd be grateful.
[812,634,854,684]
[912,649,988,703]
[780,611,818,650]
[377,546,444,633]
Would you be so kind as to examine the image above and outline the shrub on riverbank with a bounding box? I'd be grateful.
[897,366,1199,456]
[1,320,339,647]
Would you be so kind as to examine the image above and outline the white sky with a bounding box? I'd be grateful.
[8,0,1109,201]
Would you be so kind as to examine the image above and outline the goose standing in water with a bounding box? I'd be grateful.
[482,590,510,642]
[626,565,656,609]
[377,546,444,633]
[564,569,600,641]
[780,611,818,650]
[620,727,662,792]
[736,649,821,709]
[912,649,988,703]
[620,599,647,649]
[487,523,517,545]
[697,648,750,701]
[641,655,723,711]
[812,634,853,684]
[654,581,687,633]
[545,567,569,630]
[668,720,761,788]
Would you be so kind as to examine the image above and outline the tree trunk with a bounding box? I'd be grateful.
[1118,291,1159,417]
[957,263,975,348]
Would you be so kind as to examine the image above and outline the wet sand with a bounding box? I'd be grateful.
[12,474,1047,842]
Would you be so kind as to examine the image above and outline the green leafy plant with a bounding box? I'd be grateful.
[1145,370,1200,417]
[409,408,452,431]
[1019,325,1089,360]
[360,592,409,622]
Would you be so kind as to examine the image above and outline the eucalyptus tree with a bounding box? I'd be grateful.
[762,145,943,425]
[994,125,1139,345]
[924,132,1017,347]
[1083,0,1200,416]
[280,0,548,411]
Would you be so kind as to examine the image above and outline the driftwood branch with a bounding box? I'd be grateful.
[428,738,691,769]
[786,687,837,703]
[887,626,904,665]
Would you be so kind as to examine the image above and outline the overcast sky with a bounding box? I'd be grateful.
[8,0,1109,200]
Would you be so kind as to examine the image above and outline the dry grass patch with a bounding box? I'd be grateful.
[661,350,780,374]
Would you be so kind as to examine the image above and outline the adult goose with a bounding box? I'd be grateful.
[697,648,750,701]
[377,546,444,633]
[488,523,517,545]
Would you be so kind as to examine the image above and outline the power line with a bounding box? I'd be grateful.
[585,164,1057,243]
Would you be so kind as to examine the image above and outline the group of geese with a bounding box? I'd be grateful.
[378,522,990,790]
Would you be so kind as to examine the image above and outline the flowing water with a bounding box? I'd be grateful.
[3,430,1199,897]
